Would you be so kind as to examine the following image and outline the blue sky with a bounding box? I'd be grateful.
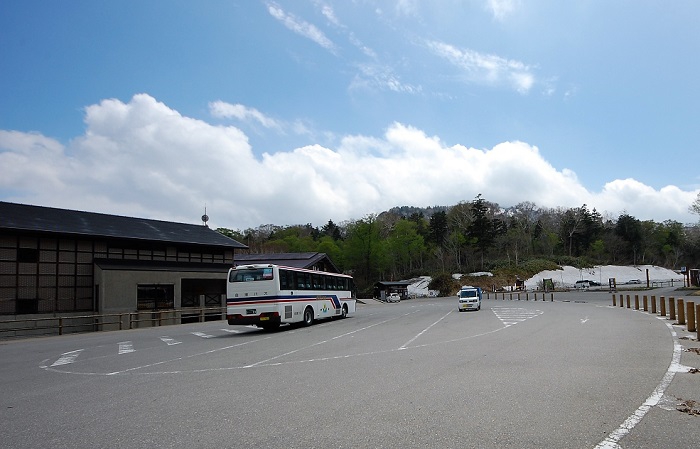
[1,0,699,229]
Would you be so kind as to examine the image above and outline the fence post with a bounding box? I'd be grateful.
[58,317,63,336]
[696,304,700,341]
[669,297,676,321]
[677,299,685,325]
[687,301,696,333]
[651,296,657,314]
[660,296,666,317]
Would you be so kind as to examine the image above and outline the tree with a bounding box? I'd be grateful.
[321,219,343,240]
[615,214,643,264]
[468,194,497,269]
[690,192,700,217]
[427,210,449,247]
[386,219,426,278]
[342,215,387,290]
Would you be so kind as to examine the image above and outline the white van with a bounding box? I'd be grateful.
[457,286,482,311]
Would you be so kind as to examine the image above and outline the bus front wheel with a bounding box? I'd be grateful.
[302,307,314,326]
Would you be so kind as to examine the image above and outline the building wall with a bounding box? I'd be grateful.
[0,231,234,316]
[95,267,227,313]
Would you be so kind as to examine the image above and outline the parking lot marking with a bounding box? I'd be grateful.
[50,349,83,367]
[191,331,214,339]
[118,341,134,354]
[400,310,452,349]
[492,307,543,327]
[159,337,182,345]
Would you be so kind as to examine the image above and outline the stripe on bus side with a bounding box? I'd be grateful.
[226,294,346,308]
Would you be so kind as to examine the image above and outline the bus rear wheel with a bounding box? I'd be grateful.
[341,304,348,319]
[302,307,314,326]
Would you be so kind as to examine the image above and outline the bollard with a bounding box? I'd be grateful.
[517,293,521,301]
[643,295,648,312]
[626,295,631,309]
[696,304,700,341]
[687,301,696,333]
[612,294,617,306]
[669,297,676,321]
[660,296,666,317]
[58,317,63,336]
[634,295,639,310]
[550,293,554,302]
[677,298,685,325]
[651,296,657,314]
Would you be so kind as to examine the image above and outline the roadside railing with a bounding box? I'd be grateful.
[612,293,699,340]
[0,306,226,339]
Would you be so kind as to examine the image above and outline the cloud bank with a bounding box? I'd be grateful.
[0,94,697,229]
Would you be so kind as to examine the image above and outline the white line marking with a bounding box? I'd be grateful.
[118,341,134,354]
[400,310,452,349]
[581,317,589,324]
[50,349,83,366]
[220,329,240,333]
[245,311,418,368]
[594,319,683,449]
[159,337,182,345]
[104,335,276,375]
[191,331,214,339]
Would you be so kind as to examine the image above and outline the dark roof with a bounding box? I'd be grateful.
[375,281,413,287]
[0,201,247,249]
[235,252,339,272]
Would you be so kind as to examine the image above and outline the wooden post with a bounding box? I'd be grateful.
[669,297,676,321]
[660,296,666,317]
[687,301,696,333]
[677,299,685,325]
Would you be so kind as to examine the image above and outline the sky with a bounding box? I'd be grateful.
[1,0,699,230]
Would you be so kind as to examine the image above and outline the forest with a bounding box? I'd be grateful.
[217,195,700,297]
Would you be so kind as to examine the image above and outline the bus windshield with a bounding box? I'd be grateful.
[229,267,274,282]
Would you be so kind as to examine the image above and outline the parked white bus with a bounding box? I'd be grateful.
[226,264,356,330]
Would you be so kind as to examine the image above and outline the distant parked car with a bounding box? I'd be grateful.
[628,279,642,284]
[387,293,401,302]
[574,280,591,289]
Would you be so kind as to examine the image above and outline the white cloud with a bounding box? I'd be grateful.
[1,94,697,229]
[267,2,337,54]
[351,63,421,93]
[209,101,282,130]
[486,0,521,21]
[426,40,535,93]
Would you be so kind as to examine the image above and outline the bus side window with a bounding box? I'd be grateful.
[280,269,289,289]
